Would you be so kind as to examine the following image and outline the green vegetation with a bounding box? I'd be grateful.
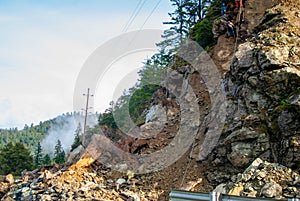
[98,102,118,130]
[192,18,213,49]
[54,139,66,164]
[0,142,33,175]
[43,154,51,165]
[280,99,292,106]
[99,0,222,131]
[0,140,68,175]
[34,142,43,168]
[70,123,82,152]
[0,112,85,153]
[0,123,49,153]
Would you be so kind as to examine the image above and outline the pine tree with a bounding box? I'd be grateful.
[70,123,82,151]
[0,142,34,175]
[43,154,51,165]
[54,139,65,164]
[196,0,214,20]
[34,142,43,168]
[159,0,208,57]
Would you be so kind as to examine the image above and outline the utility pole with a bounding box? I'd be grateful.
[82,88,93,147]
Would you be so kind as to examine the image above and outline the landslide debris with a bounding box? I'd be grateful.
[1,159,163,201]
[215,158,300,199]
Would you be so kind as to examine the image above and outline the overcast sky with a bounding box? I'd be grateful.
[0,0,173,129]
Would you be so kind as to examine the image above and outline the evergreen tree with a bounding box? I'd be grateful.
[54,139,65,164]
[0,142,34,175]
[196,0,214,20]
[164,0,188,43]
[158,0,211,57]
[43,154,51,165]
[162,0,187,55]
[70,123,82,151]
[34,142,43,168]
[98,101,117,129]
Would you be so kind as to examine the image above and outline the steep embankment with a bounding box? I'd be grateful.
[199,0,300,188]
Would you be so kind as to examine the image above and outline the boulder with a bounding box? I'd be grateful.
[67,145,84,164]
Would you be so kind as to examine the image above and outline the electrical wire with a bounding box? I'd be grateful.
[139,0,162,30]
[122,0,148,33]
[122,0,143,32]
[126,0,163,48]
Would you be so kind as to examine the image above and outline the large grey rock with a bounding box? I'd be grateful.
[67,145,84,164]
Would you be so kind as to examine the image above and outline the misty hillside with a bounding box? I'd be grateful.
[0,112,98,154]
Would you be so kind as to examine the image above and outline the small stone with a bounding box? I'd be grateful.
[44,171,53,181]
[244,183,254,192]
[294,176,300,185]
[248,190,258,197]
[261,182,282,198]
[116,178,126,185]
[258,180,264,186]
[231,175,237,182]
[21,187,30,192]
[22,190,32,199]
[237,173,252,182]
[5,174,14,185]
[228,184,244,196]
[214,183,227,194]
[213,158,222,165]
[257,171,267,180]
[40,194,52,201]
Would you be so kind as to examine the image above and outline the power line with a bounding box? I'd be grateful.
[122,0,148,32]
[139,0,162,30]
[126,0,162,48]
[122,0,143,32]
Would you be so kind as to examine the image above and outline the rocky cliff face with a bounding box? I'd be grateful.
[200,0,300,185]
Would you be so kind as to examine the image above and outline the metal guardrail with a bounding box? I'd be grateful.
[170,190,300,201]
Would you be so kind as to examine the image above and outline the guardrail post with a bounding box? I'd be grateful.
[210,192,221,201]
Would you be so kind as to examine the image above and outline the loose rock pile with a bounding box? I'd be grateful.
[0,158,161,201]
[215,158,300,199]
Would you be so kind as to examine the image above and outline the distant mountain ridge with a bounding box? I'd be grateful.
[0,112,97,154]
